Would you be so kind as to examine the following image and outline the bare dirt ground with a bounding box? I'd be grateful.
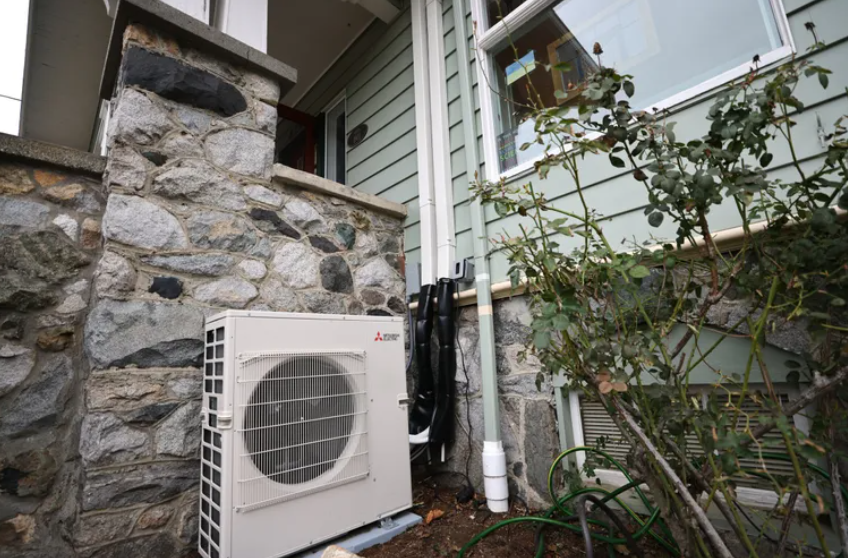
[359,472,667,558]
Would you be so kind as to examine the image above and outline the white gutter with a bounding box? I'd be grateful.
[410,0,437,284]
[424,0,456,278]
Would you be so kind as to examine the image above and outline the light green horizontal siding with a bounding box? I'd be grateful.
[443,0,479,266]
[296,8,421,256]
[471,0,848,282]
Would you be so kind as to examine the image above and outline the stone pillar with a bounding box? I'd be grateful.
[75,23,285,557]
[77,19,406,557]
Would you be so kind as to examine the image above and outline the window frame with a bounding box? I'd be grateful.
[323,92,348,185]
[470,0,796,182]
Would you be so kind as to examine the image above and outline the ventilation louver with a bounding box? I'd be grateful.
[580,390,796,489]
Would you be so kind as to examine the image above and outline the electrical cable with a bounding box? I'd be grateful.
[454,280,474,490]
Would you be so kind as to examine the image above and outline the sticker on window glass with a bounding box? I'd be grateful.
[505,50,537,85]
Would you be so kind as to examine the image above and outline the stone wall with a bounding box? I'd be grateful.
[440,296,561,509]
[439,276,840,510]
[0,158,105,557]
[74,23,406,558]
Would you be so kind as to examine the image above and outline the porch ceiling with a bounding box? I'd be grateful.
[269,0,376,107]
[20,0,375,151]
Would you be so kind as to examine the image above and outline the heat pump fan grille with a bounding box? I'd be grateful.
[236,351,369,511]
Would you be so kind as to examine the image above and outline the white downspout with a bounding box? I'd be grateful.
[411,0,437,284]
[455,0,507,512]
[424,0,456,278]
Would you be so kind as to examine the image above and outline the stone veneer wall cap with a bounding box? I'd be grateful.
[0,133,106,177]
[273,164,408,220]
[100,0,297,101]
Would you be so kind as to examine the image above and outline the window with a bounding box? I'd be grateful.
[0,0,30,135]
[475,0,792,176]
[325,97,347,185]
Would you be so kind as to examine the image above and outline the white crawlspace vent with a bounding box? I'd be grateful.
[236,351,369,511]
[198,311,412,558]
[580,390,796,489]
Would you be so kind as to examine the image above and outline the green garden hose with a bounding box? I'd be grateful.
[457,446,848,558]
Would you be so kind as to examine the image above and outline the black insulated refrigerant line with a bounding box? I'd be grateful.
[430,278,457,458]
[408,283,436,438]
[408,279,458,462]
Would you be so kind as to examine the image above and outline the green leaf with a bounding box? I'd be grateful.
[648,212,664,227]
[629,265,650,279]
[552,314,570,330]
[623,81,635,98]
[510,270,520,290]
[759,153,773,167]
[819,72,829,89]
[534,331,551,350]
[609,155,626,168]
[831,297,846,307]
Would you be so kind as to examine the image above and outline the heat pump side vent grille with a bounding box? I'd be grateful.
[199,326,226,558]
[235,351,370,512]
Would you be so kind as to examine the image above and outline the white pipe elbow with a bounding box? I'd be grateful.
[482,441,509,513]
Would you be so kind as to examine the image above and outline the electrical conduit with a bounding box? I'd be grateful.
[410,0,437,285]
[451,0,508,513]
[425,0,457,277]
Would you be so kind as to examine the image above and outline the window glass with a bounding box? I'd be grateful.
[490,0,783,173]
[486,0,529,24]
[0,97,21,136]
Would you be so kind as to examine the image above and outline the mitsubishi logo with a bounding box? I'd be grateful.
[374,332,400,342]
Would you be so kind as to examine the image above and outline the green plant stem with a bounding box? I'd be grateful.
[731,276,780,430]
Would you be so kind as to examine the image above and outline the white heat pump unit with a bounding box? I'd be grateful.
[197,311,412,558]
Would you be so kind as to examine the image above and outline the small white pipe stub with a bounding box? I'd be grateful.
[482,440,509,512]
[408,427,429,445]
